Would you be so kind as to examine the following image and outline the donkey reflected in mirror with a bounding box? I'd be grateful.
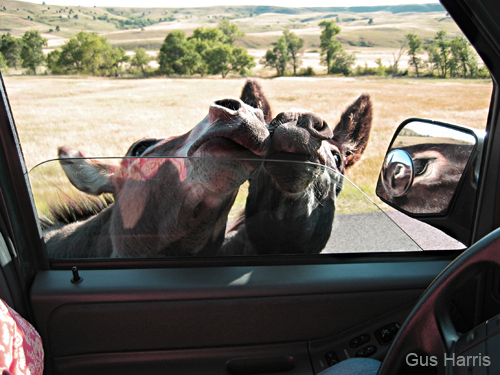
[42,94,269,258]
[376,142,474,214]
[222,80,373,255]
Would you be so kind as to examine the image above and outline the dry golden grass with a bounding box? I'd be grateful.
[3,75,492,205]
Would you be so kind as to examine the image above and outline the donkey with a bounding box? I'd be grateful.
[376,142,474,214]
[222,80,373,255]
[42,95,270,258]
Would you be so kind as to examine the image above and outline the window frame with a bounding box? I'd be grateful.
[0,0,497,275]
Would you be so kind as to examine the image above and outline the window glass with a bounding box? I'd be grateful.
[1,1,491,259]
[30,156,421,258]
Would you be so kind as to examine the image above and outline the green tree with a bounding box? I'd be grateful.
[261,36,289,76]
[79,33,107,75]
[425,30,451,77]
[0,52,7,71]
[230,46,255,76]
[261,49,278,75]
[319,20,354,76]
[20,30,47,75]
[329,51,356,75]
[189,26,225,44]
[158,30,192,75]
[261,30,306,76]
[217,19,244,44]
[179,41,204,75]
[80,32,105,74]
[204,44,233,78]
[46,49,63,74]
[55,36,85,73]
[450,36,479,78]
[99,44,128,77]
[130,48,151,75]
[405,33,423,77]
[204,44,255,78]
[49,32,128,76]
[319,20,342,72]
[434,30,451,77]
[158,24,254,77]
[425,42,440,76]
[0,33,21,69]
[187,26,225,74]
[283,30,304,76]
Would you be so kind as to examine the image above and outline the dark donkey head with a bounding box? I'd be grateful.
[43,93,269,258]
[223,80,373,255]
[376,142,474,214]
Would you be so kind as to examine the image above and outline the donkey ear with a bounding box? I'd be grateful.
[333,94,373,169]
[58,147,118,195]
[240,78,272,122]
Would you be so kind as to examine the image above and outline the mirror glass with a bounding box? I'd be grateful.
[376,120,477,215]
[380,149,414,198]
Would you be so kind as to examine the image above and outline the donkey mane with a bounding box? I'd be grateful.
[40,194,114,230]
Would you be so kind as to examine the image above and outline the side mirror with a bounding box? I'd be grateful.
[376,118,484,245]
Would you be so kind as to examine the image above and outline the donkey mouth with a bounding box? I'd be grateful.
[266,151,326,166]
[189,136,255,157]
[188,133,267,159]
[264,152,326,195]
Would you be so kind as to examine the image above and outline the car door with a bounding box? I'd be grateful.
[1,0,500,374]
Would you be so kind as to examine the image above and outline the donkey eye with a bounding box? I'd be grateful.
[132,144,149,156]
[414,158,434,176]
[128,139,159,157]
[333,153,342,166]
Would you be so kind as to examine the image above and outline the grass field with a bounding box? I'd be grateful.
[3,75,492,211]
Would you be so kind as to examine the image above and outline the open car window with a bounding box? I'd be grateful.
[1,2,492,264]
[30,156,424,258]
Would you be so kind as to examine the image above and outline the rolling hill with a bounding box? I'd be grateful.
[0,0,463,72]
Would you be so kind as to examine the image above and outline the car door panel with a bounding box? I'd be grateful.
[53,342,312,375]
[309,304,413,373]
[30,259,453,374]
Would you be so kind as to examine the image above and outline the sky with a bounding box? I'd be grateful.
[34,0,440,8]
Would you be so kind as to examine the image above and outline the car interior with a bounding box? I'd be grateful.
[1,0,500,374]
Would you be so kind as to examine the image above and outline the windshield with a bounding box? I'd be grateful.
[29,156,422,258]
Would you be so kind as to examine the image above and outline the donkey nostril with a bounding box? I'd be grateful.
[301,115,333,140]
[313,119,325,131]
[215,99,241,111]
[318,120,333,138]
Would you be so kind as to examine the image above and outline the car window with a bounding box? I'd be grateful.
[0,2,492,261]
[30,156,421,258]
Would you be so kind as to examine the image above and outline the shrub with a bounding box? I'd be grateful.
[298,66,315,76]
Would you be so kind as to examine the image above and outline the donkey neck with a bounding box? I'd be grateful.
[44,206,113,258]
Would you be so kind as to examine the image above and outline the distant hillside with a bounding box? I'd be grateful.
[317,4,445,13]
[0,0,458,55]
[219,3,446,15]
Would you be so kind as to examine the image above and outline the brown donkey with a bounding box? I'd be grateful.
[222,79,373,255]
[42,92,270,258]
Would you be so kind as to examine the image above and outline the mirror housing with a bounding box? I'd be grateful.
[376,118,484,246]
